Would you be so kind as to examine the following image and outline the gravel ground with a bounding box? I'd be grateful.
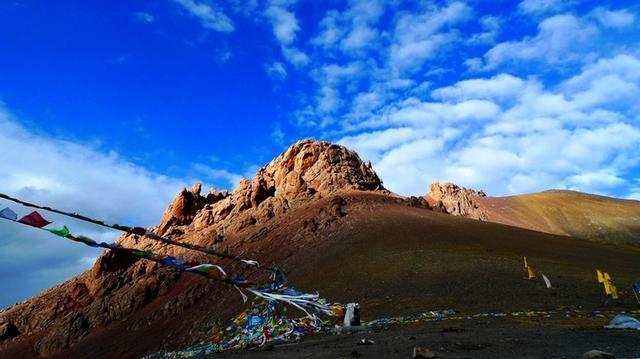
[211,316,640,359]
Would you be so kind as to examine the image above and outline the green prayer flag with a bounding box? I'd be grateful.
[48,225,70,237]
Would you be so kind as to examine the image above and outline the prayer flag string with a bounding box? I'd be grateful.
[0,193,268,270]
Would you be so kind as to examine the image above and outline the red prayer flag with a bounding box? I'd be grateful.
[18,211,52,228]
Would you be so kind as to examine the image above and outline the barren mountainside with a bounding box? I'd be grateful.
[426,182,640,246]
[0,140,639,359]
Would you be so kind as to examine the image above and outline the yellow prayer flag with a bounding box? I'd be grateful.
[609,283,619,299]
[604,272,612,282]
[596,269,604,283]
[527,266,536,280]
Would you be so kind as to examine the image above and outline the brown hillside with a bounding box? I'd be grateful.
[427,182,640,247]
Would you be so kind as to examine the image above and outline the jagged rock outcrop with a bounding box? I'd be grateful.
[159,139,386,239]
[426,182,488,220]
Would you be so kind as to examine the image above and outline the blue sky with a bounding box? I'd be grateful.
[1,0,639,308]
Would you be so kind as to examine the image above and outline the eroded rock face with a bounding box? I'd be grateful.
[184,139,386,236]
[426,182,487,220]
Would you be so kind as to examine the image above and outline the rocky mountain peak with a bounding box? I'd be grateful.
[157,139,385,236]
[427,182,488,220]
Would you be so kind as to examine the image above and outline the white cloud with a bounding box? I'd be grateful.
[265,5,299,45]
[484,14,597,68]
[0,109,187,226]
[592,7,635,28]
[192,164,244,188]
[468,16,501,44]
[135,11,155,23]
[431,74,526,102]
[281,46,309,67]
[0,106,196,308]
[286,0,640,201]
[336,54,640,197]
[517,0,565,15]
[265,61,287,80]
[390,1,472,74]
[312,10,344,49]
[174,0,235,33]
[264,0,309,67]
[312,0,385,54]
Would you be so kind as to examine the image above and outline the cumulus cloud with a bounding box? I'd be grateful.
[264,0,308,67]
[467,16,501,44]
[191,164,244,188]
[270,0,640,201]
[431,74,526,102]
[592,7,635,28]
[338,54,640,197]
[517,0,566,15]
[0,106,192,308]
[390,1,472,74]
[174,0,235,33]
[484,14,597,68]
[134,11,155,23]
[264,61,288,80]
[264,4,299,45]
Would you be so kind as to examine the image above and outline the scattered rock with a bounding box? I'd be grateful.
[357,338,375,345]
[582,350,616,359]
[413,346,436,358]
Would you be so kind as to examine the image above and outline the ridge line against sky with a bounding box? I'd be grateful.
[0,0,639,307]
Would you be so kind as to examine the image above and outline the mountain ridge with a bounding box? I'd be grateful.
[0,140,638,358]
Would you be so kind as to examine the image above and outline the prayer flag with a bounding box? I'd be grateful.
[527,266,536,280]
[542,274,552,289]
[0,207,17,221]
[597,270,604,283]
[609,284,619,299]
[48,225,70,238]
[18,211,51,228]
[523,256,528,269]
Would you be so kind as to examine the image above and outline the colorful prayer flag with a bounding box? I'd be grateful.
[48,225,70,238]
[0,207,17,221]
[18,211,51,228]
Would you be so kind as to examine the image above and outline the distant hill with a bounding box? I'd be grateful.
[427,183,640,247]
